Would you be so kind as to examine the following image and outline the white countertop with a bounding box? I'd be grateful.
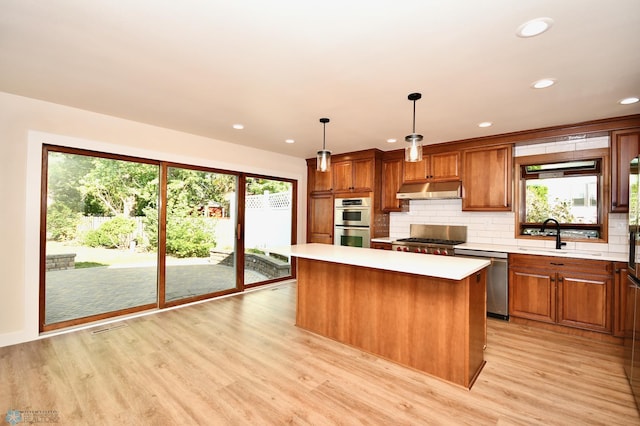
[277,243,490,281]
[371,237,627,262]
[455,242,627,262]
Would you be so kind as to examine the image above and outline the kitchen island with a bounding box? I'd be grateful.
[285,244,490,389]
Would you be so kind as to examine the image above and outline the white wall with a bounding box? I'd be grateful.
[389,136,629,255]
[0,92,307,347]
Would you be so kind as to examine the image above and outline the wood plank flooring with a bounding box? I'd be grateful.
[1,282,638,425]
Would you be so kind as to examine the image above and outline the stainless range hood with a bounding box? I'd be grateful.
[396,181,462,200]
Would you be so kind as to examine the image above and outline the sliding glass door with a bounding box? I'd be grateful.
[163,165,238,305]
[42,148,159,329]
[243,177,295,287]
[41,146,295,331]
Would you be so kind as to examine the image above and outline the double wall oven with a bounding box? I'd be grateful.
[334,197,371,248]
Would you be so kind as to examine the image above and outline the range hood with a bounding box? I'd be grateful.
[396,181,462,200]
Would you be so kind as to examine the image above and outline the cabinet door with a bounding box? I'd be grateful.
[352,158,374,191]
[614,264,629,337]
[462,145,512,211]
[611,128,640,213]
[402,157,428,183]
[381,157,407,212]
[308,162,332,193]
[431,151,460,181]
[308,193,334,244]
[557,272,611,333]
[332,161,353,193]
[509,267,556,323]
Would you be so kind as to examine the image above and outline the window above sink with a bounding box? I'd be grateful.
[514,148,609,244]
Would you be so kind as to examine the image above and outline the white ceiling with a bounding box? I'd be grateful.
[1,1,639,159]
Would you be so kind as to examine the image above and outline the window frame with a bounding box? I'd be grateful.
[514,148,610,243]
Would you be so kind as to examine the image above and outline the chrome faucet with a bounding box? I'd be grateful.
[541,218,566,250]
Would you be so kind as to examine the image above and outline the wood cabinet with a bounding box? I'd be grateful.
[462,144,512,211]
[307,159,333,193]
[611,128,640,212]
[371,241,392,250]
[402,151,460,183]
[614,262,630,337]
[307,192,333,244]
[306,149,384,245]
[509,253,613,333]
[332,158,375,193]
[381,151,408,212]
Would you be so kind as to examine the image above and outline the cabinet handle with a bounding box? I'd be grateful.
[550,277,555,282]
[550,262,564,266]
[558,277,563,282]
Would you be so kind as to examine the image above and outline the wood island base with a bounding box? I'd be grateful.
[295,257,487,389]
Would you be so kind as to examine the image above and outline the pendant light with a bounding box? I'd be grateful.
[405,92,423,162]
[316,117,331,172]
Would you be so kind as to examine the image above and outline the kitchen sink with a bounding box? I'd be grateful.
[517,247,602,256]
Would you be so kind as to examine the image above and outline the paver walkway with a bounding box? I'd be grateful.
[45,263,266,324]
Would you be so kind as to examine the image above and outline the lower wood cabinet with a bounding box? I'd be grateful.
[307,193,333,244]
[614,263,630,337]
[509,253,613,333]
[371,242,392,250]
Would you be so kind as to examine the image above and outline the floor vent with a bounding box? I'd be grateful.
[90,323,128,335]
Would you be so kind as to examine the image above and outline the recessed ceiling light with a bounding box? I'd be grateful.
[387,138,397,143]
[516,17,554,38]
[232,124,244,130]
[478,122,493,128]
[285,139,295,144]
[532,78,556,89]
[620,97,639,105]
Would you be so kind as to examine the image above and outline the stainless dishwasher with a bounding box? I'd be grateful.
[454,248,509,320]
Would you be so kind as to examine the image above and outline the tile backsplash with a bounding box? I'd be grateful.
[389,200,628,255]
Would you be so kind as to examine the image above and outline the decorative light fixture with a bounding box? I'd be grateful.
[316,118,331,172]
[405,92,423,162]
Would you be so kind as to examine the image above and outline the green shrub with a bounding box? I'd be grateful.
[165,216,216,258]
[83,216,136,249]
[47,203,81,241]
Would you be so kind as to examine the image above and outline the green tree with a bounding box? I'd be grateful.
[48,152,97,214]
[526,185,575,223]
[246,178,291,195]
[80,158,159,217]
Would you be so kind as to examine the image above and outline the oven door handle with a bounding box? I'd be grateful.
[335,225,370,230]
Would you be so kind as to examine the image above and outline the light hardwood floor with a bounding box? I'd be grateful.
[1,282,638,425]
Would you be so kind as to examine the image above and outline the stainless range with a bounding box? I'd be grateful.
[391,224,467,256]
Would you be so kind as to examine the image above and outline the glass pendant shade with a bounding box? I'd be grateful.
[317,149,331,172]
[405,134,423,162]
[316,117,331,172]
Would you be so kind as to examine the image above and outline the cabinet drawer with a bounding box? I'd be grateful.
[509,253,612,274]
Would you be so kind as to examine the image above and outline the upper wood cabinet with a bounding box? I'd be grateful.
[381,151,408,212]
[402,151,460,183]
[307,159,333,193]
[611,128,640,212]
[332,158,375,193]
[461,144,513,211]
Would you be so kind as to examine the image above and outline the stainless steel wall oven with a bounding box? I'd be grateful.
[334,197,371,248]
